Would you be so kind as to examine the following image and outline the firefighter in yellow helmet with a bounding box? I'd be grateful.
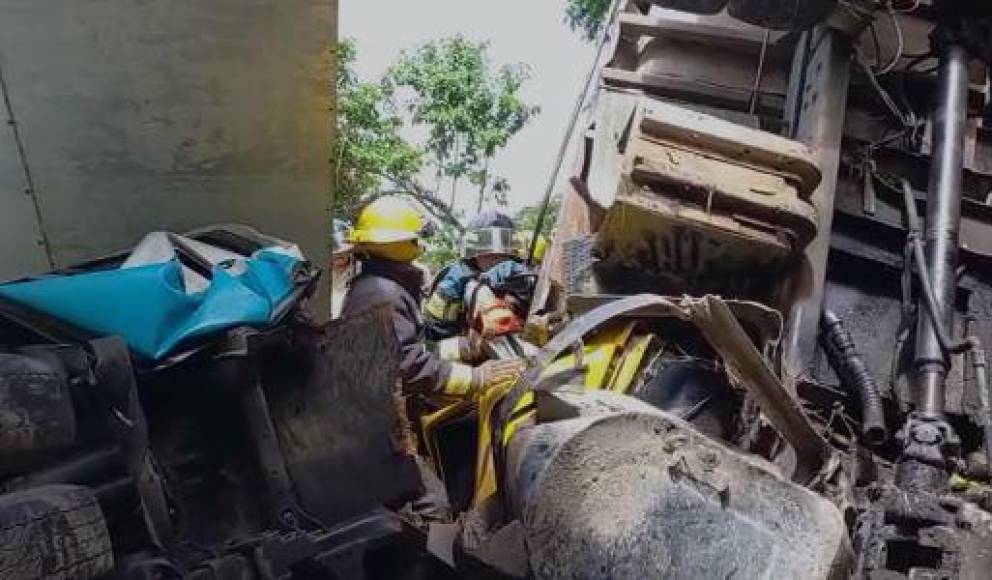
[342,197,525,523]
[342,197,525,399]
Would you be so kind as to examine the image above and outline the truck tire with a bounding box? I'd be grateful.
[0,485,113,580]
[0,353,76,460]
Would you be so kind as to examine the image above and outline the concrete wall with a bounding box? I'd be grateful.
[0,0,335,312]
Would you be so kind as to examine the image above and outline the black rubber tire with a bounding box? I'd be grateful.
[728,0,836,30]
[0,485,113,579]
[0,353,76,458]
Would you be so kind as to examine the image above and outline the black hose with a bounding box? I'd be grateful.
[820,310,888,446]
[900,179,975,354]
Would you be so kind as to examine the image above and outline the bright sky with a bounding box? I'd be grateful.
[340,0,596,216]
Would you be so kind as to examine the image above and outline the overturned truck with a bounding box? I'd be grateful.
[0,2,463,577]
[0,227,454,579]
[446,1,992,578]
[5,1,992,579]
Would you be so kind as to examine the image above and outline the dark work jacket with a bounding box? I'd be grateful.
[341,259,451,395]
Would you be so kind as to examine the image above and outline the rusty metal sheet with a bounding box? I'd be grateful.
[626,138,818,245]
[618,11,786,56]
[593,99,819,295]
[596,183,795,297]
[605,12,792,117]
[639,99,821,196]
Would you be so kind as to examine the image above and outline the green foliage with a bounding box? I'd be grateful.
[468,170,511,208]
[387,36,539,211]
[335,39,467,267]
[564,0,612,41]
[335,39,423,217]
[419,221,463,272]
[515,195,560,236]
[334,37,538,267]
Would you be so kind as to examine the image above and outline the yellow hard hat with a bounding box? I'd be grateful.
[515,231,548,263]
[347,197,423,245]
[361,240,422,262]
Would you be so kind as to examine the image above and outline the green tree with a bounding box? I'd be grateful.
[419,220,463,272]
[335,37,540,266]
[464,61,538,213]
[387,36,538,213]
[515,196,560,237]
[335,39,423,217]
[564,0,612,41]
[334,40,463,236]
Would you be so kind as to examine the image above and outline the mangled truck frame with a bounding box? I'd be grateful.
[441,1,992,578]
[4,1,992,579]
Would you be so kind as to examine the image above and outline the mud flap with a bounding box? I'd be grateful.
[265,305,423,525]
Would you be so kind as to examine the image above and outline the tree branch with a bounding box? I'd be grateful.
[377,175,465,233]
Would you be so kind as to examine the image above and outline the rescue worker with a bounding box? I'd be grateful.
[341,197,525,403]
[424,211,530,353]
[340,197,525,524]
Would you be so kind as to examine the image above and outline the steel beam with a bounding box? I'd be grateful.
[832,174,992,264]
[783,27,853,382]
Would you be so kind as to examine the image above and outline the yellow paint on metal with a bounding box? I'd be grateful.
[500,391,535,447]
[423,320,654,509]
[471,377,518,507]
[540,321,637,390]
[608,333,657,393]
[420,400,473,481]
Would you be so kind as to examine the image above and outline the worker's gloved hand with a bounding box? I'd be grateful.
[441,358,526,398]
[472,358,527,393]
[436,330,487,363]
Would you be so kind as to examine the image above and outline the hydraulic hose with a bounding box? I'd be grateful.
[820,310,888,445]
[901,179,976,355]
